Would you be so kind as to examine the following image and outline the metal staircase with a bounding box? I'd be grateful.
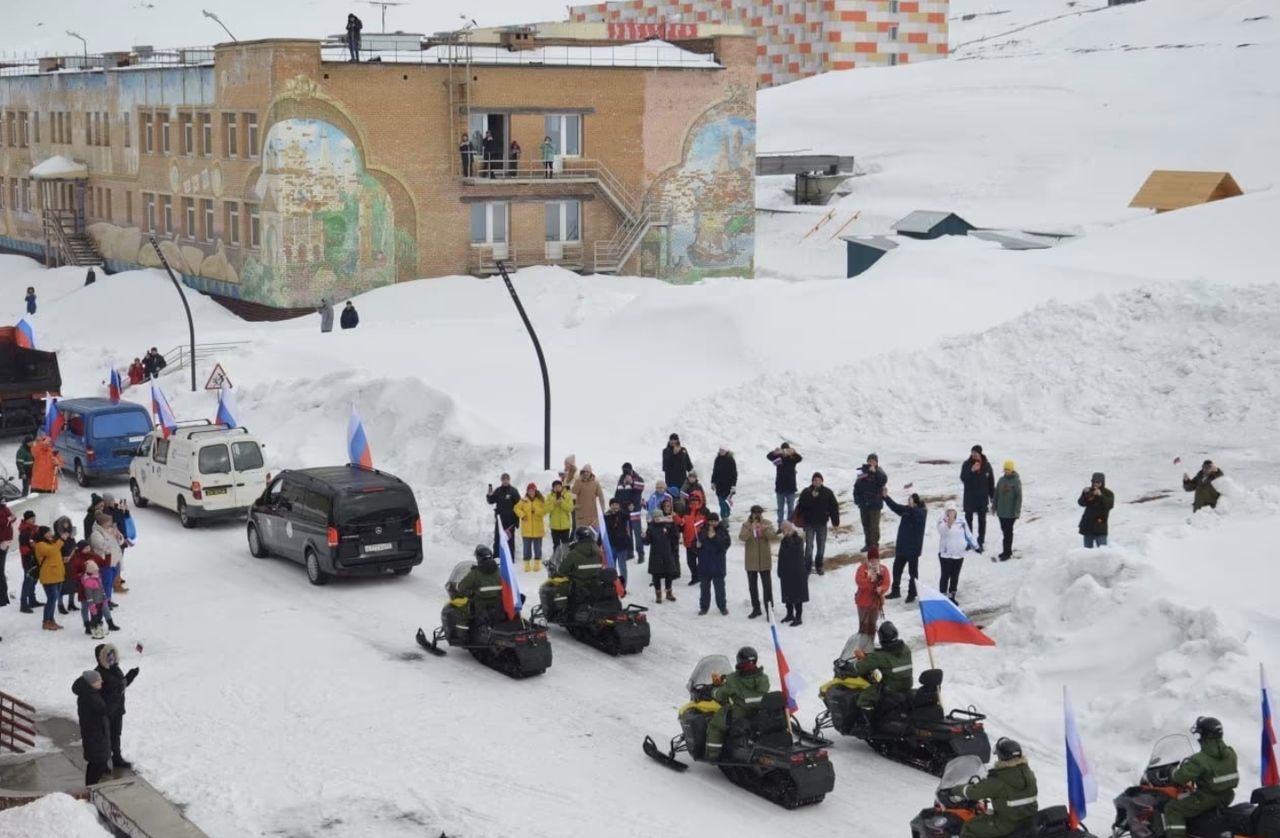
[42,209,104,267]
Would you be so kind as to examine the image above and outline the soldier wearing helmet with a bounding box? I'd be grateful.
[705,647,771,762]
[947,737,1038,837]
[1164,717,1239,837]
[846,620,913,714]
[457,545,504,622]
[557,526,607,606]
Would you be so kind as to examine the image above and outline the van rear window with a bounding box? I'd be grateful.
[92,410,152,438]
[335,489,417,524]
[198,444,232,475]
[230,441,264,471]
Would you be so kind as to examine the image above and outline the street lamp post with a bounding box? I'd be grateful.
[66,31,87,66]
[149,236,199,393]
[201,10,238,43]
[495,261,551,471]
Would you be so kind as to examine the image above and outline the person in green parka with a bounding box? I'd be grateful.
[845,621,913,713]
[994,460,1023,561]
[705,646,770,761]
[456,545,505,622]
[558,526,605,605]
[15,435,34,496]
[1182,460,1224,511]
[948,737,1038,838]
[1164,716,1238,836]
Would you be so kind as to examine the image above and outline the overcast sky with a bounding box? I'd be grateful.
[2,0,576,56]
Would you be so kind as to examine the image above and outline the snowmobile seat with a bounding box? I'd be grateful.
[918,669,943,688]
[1255,786,1280,806]
[750,692,790,737]
[1036,806,1069,831]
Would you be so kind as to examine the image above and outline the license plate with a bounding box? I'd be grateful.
[363,542,394,554]
[205,487,229,496]
[129,436,144,443]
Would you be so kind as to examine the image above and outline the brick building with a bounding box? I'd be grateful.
[0,25,756,311]
[569,0,950,87]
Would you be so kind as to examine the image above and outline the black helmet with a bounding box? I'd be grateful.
[1193,716,1224,740]
[995,737,1023,760]
[878,621,899,646]
[574,526,596,544]
[474,545,493,561]
[736,646,759,670]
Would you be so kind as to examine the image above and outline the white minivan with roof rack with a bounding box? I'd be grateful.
[128,421,270,528]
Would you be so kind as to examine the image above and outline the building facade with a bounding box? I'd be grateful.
[570,0,950,87]
[0,26,756,310]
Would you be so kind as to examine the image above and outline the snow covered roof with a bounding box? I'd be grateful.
[414,39,721,69]
[892,210,969,234]
[30,155,89,180]
[968,230,1059,251]
[841,235,900,253]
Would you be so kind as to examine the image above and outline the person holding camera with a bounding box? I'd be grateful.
[960,445,995,553]
[1077,472,1114,548]
[854,546,891,651]
[853,453,888,552]
[795,472,840,575]
[739,505,775,619]
[766,442,803,526]
[662,433,693,489]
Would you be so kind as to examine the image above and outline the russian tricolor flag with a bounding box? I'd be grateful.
[15,319,35,349]
[215,383,238,429]
[1064,686,1097,829]
[347,407,372,468]
[150,383,178,438]
[595,499,627,598]
[42,396,64,443]
[1263,664,1279,787]
[108,368,123,403]
[768,612,805,715]
[918,586,995,647]
[496,525,523,622]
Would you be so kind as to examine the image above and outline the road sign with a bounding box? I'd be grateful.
[204,363,232,390]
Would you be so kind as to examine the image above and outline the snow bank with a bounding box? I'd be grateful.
[0,794,111,838]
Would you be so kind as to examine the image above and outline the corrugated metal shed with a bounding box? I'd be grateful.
[892,210,974,239]
[841,235,899,277]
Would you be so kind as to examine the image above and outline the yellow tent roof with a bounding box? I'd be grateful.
[1129,170,1243,212]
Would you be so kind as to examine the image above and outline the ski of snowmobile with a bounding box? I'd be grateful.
[414,627,448,657]
[642,735,689,772]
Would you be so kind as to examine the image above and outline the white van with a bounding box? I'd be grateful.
[129,422,269,528]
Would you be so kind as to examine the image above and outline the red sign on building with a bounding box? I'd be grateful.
[606,21,700,41]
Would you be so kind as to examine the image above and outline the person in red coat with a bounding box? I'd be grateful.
[672,490,708,586]
[127,359,145,386]
[0,501,14,606]
[854,546,891,652]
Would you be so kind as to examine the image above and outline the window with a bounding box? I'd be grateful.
[231,441,264,472]
[125,191,133,224]
[91,410,152,438]
[19,111,29,147]
[248,203,261,248]
[302,490,333,521]
[0,178,5,209]
[32,111,40,144]
[198,444,232,475]
[226,202,240,245]
[545,200,582,242]
[201,199,214,242]
[469,202,508,244]
[161,195,173,234]
[183,197,196,239]
[100,111,110,146]
[159,113,171,155]
[199,113,212,157]
[105,188,112,221]
[6,112,15,146]
[144,193,156,232]
[18,179,29,213]
[88,112,97,146]
[152,437,170,465]
[544,114,581,157]
[335,488,416,525]
[223,113,238,158]
[142,113,154,153]
[245,113,259,158]
[181,114,194,156]
[123,112,131,148]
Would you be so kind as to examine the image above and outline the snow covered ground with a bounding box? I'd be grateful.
[3,1,1280,836]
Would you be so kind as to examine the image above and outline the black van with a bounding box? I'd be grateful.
[247,465,423,585]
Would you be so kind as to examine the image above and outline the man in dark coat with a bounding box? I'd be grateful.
[883,492,926,602]
[1077,472,1114,548]
[339,301,359,329]
[74,669,112,785]
[767,442,803,525]
[776,521,808,625]
[84,267,97,285]
[1182,460,1223,511]
[94,643,138,771]
[345,13,363,62]
[694,513,730,615]
[615,463,646,563]
[795,472,840,575]
[960,445,996,552]
[662,433,693,489]
[710,448,737,520]
[853,453,888,551]
[486,474,520,558]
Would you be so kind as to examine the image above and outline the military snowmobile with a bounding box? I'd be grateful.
[530,544,650,655]
[813,633,990,775]
[911,755,1096,838]
[1110,734,1280,838]
[416,560,552,678]
[642,654,836,809]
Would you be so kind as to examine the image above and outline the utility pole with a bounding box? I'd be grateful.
[496,261,551,470]
[149,236,198,393]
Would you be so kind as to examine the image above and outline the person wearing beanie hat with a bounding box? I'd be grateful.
[79,559,117,638]
[514,483,547,572]
[603,497,635,590]
[662,434,693,491]
[795,472,840,575]
[18,509,42,612]
[994,461,1023,561]
[853,453,888,552]
[73,668,111,785]
[960,445,996,553]
[486,473,521,560]
[1078,472,1114,548]
[710,447,738,521]
[854,545,890,651]
[95,642,140,772]
[767,442,804,527]
[547,479,575,550]
[615,462,647,564]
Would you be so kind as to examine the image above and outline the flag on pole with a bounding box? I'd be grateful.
[1263,664,1279,787]
[1064,686,1098,829]
[150,384,178,438]
[347,407,372,468]
[215,383,239,429]
[42,397,64,442]
[768,610,806,714]
[918,586,996,647]
[108,368,123,403]
[495,527,523,621]
[595,499,626,598]
[15,319,35,349]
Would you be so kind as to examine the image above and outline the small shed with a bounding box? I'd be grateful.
[841,235,898,277]
[892,210,974,240]
[1128,170,1242,213]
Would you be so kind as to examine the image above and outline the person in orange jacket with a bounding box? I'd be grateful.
[672,490,708,586]
[30,435,63,494]
[854,546,891,652]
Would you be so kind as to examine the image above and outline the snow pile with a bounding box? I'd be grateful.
[29,155,88,180]
[0,794,111,838]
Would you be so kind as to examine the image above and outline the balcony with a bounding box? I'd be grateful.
[470,241,586,276]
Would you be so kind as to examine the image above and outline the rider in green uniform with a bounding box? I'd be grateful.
[948,738,1038,838]
[705,647,771,762]
[456,545,504,622]
[847,621,913,713]
[558,526,606,606]
[1164,716,1239,836]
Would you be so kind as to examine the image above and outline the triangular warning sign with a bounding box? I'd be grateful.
[204,363,232,391]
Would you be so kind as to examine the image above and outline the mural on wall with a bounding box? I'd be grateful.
[240,118,410,307]
[649,88,756,282]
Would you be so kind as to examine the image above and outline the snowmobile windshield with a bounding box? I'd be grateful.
[445,561,472,595]
[938,756,986,791]
[687,655,733,697]
[1146,734,1195,777]
[545,544,568,575]
[837,633,862,661]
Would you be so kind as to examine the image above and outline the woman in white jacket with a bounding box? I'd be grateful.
[936,501,976,604]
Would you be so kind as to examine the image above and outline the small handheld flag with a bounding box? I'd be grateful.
[150,384,178,438]
[42,397,64,442]
[1173,457,1182,465]
[1064,686,1097,829]
[108,368,123,403]
[215,383,239,429]
[15,319,35,349]
[347,407,372,468]
[1263,664,1279,787]
[496,529,523,621]
[918,586,995,647]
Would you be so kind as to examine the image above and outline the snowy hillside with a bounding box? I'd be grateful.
[3,0,1280,836]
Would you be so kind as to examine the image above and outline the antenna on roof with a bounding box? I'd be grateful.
[363,0,406,33]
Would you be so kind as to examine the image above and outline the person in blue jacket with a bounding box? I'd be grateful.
[694,513,730,615]
[883,492,926,602]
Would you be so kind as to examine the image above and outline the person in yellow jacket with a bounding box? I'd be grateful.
[34,525,67,630]
[514,483,547,572]
[546,480,575,550]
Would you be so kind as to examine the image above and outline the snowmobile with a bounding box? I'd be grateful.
[813,633,990,775]
[415,561,553,679]
[530,547,650,655]
[642,654,836,809]
[1110,734,1280,838]
[911,755,1096,838]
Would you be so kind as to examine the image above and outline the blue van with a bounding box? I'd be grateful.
[54,397,155,486]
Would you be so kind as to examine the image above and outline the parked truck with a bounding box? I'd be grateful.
[0,326,61,436]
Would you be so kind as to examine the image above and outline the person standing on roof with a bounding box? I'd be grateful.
[346,13,363,63]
